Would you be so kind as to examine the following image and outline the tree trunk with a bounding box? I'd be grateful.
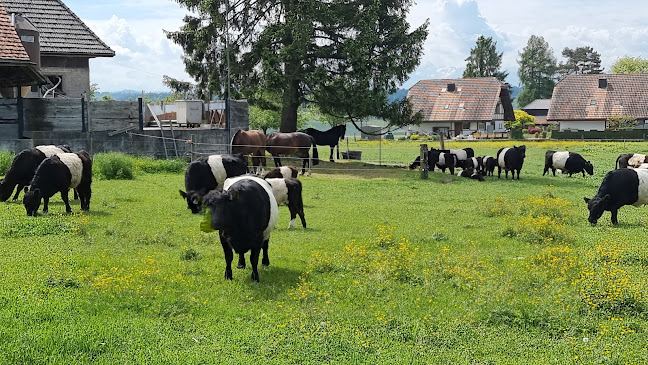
[280,79,300,132]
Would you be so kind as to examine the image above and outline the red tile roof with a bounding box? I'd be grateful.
[548,74,648,121]
[407,77,511,122]
[0,2,30,62]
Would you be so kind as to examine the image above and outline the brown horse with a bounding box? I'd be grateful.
[266,132,319,175]
[231,129,267,174]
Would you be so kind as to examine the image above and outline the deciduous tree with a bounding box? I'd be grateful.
[167,0,428,133]
[611,56,648,74]
[463,35,508,81]
[517,35,557,108]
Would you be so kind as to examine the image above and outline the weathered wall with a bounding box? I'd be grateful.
[23,98,87,133]
[40,56,91,98]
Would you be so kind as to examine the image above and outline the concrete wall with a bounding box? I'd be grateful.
[40,56,91,98]
[559,120,606,131]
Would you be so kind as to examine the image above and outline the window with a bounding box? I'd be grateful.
[462,122,471,130]
[590,100,597,105]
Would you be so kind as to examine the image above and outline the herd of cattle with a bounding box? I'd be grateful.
[3,144,648,281]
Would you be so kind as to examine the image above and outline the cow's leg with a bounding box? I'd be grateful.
[582,171,586,177]
[12,183,25,200]
[237,253,246,269]
[73,189,79,200]
[61,190,72,213]
[504,169,509,179]
[516,169,521,180]
[543,165,549,176]
[220,233,234,280]
[43,196,49,213]
[449,167,454,175]
[610,209,619,225]
[497,166,501,178]
[288,206,296,229]
[262,239,270,266]
[551,168,556,176]
[249,246,261,282]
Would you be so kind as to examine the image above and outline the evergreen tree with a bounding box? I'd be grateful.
[166,0,428,132]
[463,35,508,81]
[557,46,603,79]
[517,35,557,108]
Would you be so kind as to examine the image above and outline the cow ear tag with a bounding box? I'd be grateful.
[200,209,215,233]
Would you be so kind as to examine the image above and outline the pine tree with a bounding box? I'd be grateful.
[463,35,508,81]
[166,0,428,132]
[517,35,557,108]
[557,46,603,79]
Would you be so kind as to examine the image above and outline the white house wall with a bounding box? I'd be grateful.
[559,121,605,131]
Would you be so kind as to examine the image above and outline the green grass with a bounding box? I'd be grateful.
[1,141,648,363]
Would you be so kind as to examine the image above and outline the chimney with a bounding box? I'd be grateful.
[598,78,608,89]
[447,83,456,92]
[14,14,41,69]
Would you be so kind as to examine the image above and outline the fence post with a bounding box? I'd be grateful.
[439,133,445,150]
[191,133,196,161]
[81,96,86,132]
[420,144,428,179]
[17,95,24,139]
[138,97,144,131]
[379,135,382,166]
[346,137,349,159]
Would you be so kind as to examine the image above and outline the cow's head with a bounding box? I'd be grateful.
[0,179,11,202]
[203,190,237,230]
[584,194,609,225]
[409,156,421,170]
[179,189,205,214]
[516,145,527,158]
[23,187,42,216]
[584,161,594,175]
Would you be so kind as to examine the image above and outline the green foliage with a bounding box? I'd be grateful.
[505,110,535,138]
[249,105,280,133]
[557,46,604,79]
[101,94,115,101]
[611,56,648,74]
[463,35,508,81]
[606,115,638,130]
[517,35,557,108]
[167,0,429,132]
[132,157,186,174]
[0,150,15,175]
[94,153,135,180]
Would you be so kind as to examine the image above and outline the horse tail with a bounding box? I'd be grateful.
[310,136,319,165]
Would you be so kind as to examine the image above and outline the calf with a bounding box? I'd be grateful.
[584,168,648,225]
[0,145,71,201]
[482,156,496,176]
[205,175,278,282]
[265,177,306,228]
[464,156,483,172]
[616,153,648,169]
[263,166,298,179]
[497,145,526,180]
[543,151,594,177]
[23,151,92,216]
[179,153,248,213]
[456,168,485,181]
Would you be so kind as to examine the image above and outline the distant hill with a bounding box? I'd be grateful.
[94,90,173,102]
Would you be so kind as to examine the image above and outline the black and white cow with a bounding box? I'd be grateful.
[263,166,298,179]
[265,177,306,228]
[431,147,474,168]
[23,151,92,216]
[179,153,248,214]
[456,168,485,181]
[0,145,71,201]
[584,168,648,225]
[409,151,456,174]
[482,156,497,176]
[205,175,278,282]
[616,153,648,169]
[497,145,526,180]
[543,151,594,177]
[464,156,483,172]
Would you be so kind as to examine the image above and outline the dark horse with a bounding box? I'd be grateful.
[266,132,319,175]
[231,129,267,174]
[303,124,346,162]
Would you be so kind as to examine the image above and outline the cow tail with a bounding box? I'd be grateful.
[615,155,620,169]
[310,136,319,165]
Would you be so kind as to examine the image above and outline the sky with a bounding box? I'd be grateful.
[63,0,648,92]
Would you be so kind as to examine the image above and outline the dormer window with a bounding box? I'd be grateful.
[590,100,597,105]
[447,83,456,92]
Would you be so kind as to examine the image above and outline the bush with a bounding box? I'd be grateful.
[94,153,135,180]
[0,150,15,175]
[133,158,186,174]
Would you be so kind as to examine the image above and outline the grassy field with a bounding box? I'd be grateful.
[1,140,648,363]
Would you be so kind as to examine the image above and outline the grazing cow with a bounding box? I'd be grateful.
[205,175,278,282]
[482,156,496,176]
[409,151,456,174]
[543,151,594,177]
[265,177,306,228]
[431,147,474,168]
[616,153,648,169]
[179,154,248,214]
[456,168,485,181]
[584,168,648,225]
[464,156,483,172]
[23,151,92,216]
[497,145,526,180]
[0,145,71,201]
[264,166,298,179]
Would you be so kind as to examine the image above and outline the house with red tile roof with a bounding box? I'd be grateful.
[0,2,46,97]
[1,0,114,98]
[548,74,648,131]
[407,77,515,138]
